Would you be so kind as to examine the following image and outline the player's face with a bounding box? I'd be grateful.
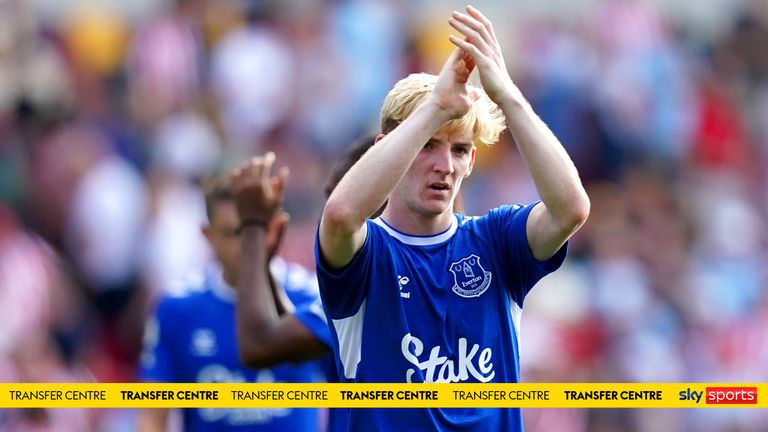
[392,126,476,218]
[202,200,241,283]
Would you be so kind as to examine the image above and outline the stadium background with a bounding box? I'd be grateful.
[0,0,766,430]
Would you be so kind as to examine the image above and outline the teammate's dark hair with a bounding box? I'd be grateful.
[324,135,377,199]
[202,173,233,223]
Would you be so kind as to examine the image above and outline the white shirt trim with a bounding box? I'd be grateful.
[209,258,290,304]
[372,215,458,246]
[210,269,237,303]
[332,299,367,379]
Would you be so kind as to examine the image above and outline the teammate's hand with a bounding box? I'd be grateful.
[448,5,522,107]
[230,152,289,239]
[265,210,289,259]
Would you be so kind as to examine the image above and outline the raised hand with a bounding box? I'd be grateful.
[230,152,289,234]
[448,5,522,107]
[430,47,483,121]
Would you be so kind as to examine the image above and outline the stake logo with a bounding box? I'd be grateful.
[400,333,495,383]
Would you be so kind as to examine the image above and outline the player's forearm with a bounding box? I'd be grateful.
[323,101,452,230]
[238,228,326,368]
[269,270,294,316]
[236,226,281,357]
[501,98,590,229]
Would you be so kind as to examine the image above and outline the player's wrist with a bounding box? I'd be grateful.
[236,217,269,234]
[423,97,459,124]
[495,82,529,113]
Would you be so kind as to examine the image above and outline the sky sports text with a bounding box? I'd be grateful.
[679,387,757,404]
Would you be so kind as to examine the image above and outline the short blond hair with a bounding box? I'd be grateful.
[380,73,506,146]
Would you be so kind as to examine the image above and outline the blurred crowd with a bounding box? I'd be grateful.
[0,0,766,430]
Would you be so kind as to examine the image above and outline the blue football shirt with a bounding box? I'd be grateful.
[141,259,332,432]
[315,203,567,431]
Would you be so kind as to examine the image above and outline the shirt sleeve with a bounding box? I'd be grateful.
[280,264,335,350]
[488,202,568,304]
[139,299,178,382]
[314,220,378,320]
[294,296,334,349]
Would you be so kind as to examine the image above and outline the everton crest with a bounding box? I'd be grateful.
[449,254,492,298]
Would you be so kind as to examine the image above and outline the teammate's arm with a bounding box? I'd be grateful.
[230,155,327,368]
[449,6,590,260]
[320,48,480,269]
[262,209,293,317]
[137,408,169,432]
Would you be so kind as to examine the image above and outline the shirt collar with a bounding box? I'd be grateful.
[371,214,458,246]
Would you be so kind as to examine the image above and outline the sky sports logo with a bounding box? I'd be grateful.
[679,387,757,404]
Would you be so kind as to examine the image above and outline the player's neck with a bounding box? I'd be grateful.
[222,268,238,290]
[380,204,453,237]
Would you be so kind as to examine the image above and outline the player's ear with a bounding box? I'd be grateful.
[201,225,213,242]
[375,134,386,144]
[464,146,477,178]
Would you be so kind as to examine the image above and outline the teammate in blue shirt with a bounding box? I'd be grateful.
[227,142,378,432]
[138,173,332,432]
[316,6,590,431]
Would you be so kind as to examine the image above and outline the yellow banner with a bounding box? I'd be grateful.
[0,383,765,408]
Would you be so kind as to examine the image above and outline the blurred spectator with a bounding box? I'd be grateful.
[64,125,148,298]
[127,0,205,127]
[210,11,295,151]
[0,206,93,431]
